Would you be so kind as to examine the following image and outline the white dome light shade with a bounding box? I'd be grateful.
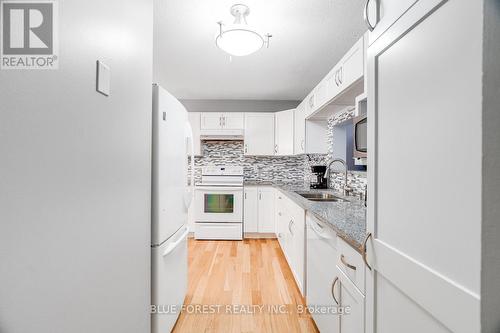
[216,28,264,57]
[215,4,270,57]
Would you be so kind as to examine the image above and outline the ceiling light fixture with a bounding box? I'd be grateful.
[216,4,271,57]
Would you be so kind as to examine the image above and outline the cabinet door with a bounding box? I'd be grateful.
[257,187,275,233]
[275,110,294,156]
[275,191,287,249]
[200,112,223,130]
[338,269,364,333]
[289,202,305,294]
[294,103,306,155]
[244,113,275,156]
[305,119,328,154]
[222,112,244,130]
[366,1,480,333]
[340,37,364,91]
[187,112,201,156]
[306,215,340,333]
[243,187,258,233]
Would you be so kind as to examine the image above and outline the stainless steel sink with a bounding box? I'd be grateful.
[294,191,348,202]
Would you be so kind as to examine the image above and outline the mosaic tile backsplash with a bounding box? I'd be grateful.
[326,107,368,196]
[194,141,327,187]
[194,133,367,196]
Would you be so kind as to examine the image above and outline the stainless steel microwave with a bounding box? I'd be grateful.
[353,114,367,158]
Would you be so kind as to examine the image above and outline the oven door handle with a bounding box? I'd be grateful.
[195,186,244,191]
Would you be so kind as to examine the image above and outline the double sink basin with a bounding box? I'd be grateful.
[295,191,348,203]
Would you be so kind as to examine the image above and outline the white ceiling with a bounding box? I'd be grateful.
[153,0,367,100]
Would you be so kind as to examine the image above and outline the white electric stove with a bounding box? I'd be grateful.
[194,166,244,240]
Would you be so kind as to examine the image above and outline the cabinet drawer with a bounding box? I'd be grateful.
[336,237,365,294]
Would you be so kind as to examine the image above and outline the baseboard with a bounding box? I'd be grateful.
[244,232,277,239]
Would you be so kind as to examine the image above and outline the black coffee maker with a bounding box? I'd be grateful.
[310,165,328,189]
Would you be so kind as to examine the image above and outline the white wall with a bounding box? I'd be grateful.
[482,1,500,332]
[0,0,153,332]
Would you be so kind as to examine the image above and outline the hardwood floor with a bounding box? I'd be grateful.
[173,238,318,333]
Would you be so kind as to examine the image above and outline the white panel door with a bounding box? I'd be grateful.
[257,187,275,233]
[200,112,223,130]
[187,112,201,156]
[244,187,258,233]
[275,109,294,155]
[365,1,482,333]
[244,113,275,156]
[294,103,306,155]
[223,113,244,130]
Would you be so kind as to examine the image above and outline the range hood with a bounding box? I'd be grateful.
[200,129,244,141]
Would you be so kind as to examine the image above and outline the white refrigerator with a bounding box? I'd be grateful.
[151,84,194,333]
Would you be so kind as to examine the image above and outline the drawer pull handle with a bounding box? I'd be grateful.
[340,254,357,270]
[331,277,339,305]
[362,232,373,271]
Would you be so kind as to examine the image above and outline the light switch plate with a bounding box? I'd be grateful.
[96,60,110,96]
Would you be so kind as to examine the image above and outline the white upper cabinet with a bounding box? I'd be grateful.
[200,112,244,130]
[305,35,366,119]
[274,109,294,156]
[223,113,244,129]
[294,102,306,155]
[337,36,364,93]
[187,112,202,156]
[364,0,419,46]
[244,113,275,156]
[201,112,224,130]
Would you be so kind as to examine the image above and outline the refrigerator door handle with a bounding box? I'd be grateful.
[163,226,189,257]
[184,121,195,209]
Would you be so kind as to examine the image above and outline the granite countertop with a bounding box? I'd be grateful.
[244,180,367,253]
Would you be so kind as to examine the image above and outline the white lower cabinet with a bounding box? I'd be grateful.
[306,213,340,333]
[275,190,305,295]
[243,187,258,233]
[243,186,275,234]
[306,213,366,333]
[257,187,275,233]
[337,268,365,333]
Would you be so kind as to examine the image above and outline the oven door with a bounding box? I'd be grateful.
[194,186,243,223]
